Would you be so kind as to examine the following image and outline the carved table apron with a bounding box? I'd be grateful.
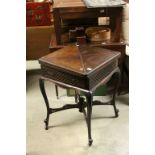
[39,44,121,146]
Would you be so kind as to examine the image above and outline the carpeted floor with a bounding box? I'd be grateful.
[26,71,129,155]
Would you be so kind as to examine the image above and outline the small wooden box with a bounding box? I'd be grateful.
[26,2,52,27]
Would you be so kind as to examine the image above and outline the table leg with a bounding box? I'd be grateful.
[39,78,50,130]
[78,97,85,113]
[75,90,78,103]
[86,92,93,146]
[112,68,121,117]
[55,85,59,99]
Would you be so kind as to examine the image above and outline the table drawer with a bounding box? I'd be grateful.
[41,60,118,91]
[41,65,88,89]
[88,60,118,89]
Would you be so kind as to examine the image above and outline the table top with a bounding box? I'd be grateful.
[39,44,120,75]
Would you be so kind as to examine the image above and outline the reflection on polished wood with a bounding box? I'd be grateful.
[40,45,120,74]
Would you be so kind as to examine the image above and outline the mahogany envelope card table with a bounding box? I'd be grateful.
[39,44,121,146]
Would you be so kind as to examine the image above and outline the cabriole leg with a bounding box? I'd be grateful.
[39,78,50,130]
[112,69,121,117]
[55,85,59,99]
[86,92,93,146]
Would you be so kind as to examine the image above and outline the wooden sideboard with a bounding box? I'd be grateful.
[52,0,123,45]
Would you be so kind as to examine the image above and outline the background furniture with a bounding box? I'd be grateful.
[26,1,52,27]
[52,0,124,45]
[26,26,53,60]
[26,0,54,60]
